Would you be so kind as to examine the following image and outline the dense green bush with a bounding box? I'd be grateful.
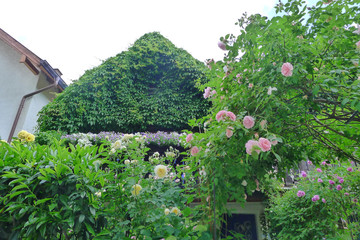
[0,133,209,239]
[265,161,360,239]
[37,32,210,134]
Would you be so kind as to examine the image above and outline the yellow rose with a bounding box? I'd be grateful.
[164,208,170,215]
[171,207,180,216]
[17,130,29,139]
[154,165,167,178]
[25,133,35,142]
[131,184,142,196]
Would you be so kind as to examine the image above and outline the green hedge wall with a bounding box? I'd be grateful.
[37,32,210,133]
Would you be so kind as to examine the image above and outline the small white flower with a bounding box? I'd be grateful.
[241,180,248,186]
[353,24,360,35]
[267,87,278,95]
[124,160,130,164]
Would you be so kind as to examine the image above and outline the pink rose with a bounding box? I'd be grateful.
[216,110,227,122]
[226,127,233,138]
[281,62,294,77]
[245,140,260,155]
[216,110,236,122]
[258,137,271,152]
[297,190,305,197]
[218,41,226,51]
[226,111,236,121]
[312,195,320,202]
[186,133,193,143]
[203,87,211,99]
[210,90,216,96]
[248,83,253,88]
[190,146,199,156]
[243,116,255,129]
[260,120,267,129]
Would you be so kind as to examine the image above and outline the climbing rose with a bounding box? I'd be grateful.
[281,62,294,77]
[297,190,305,197]
[318,178,323,183]
[336,185,342,191]
[203,87,211,98]
[226,127,234,138]
[218,41,226,50]
[216,110,236,122]
[339,178,344,184]
[347,167,353,172]
[190,146,199,156]
[301,171,307,177]
[260,120,267,129]
[322,198,326,203]
[154,165,167,178]
[186,133,193,143]
[329,180,335,185]
[245,140,260,155]
[316,168,322,173]
[226,111,236,121]
[216,110,227,122]
[164,208,170,215]
[243,116,255,129]
[258,138,271,152]
[312,195,320,202]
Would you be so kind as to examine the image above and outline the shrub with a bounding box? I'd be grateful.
[0,132,208,239]
[265,161,360,239]
[37,32,210,134]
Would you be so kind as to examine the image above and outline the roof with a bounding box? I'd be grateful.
[0,28,67,91]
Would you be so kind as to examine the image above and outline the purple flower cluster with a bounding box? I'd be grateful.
[141,131,183,147]
[61,131,184,147]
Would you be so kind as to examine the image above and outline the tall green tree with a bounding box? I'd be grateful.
[183,0,360,237]
[37,32,210,133]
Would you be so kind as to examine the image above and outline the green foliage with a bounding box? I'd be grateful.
[0,134,208,239]
[181,0,360,237]
[37,32,210,134]
[35,130,65,145]
[265,161,360,239]
[0,140,108,239]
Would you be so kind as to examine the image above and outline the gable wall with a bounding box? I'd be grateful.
[0,38,43,139]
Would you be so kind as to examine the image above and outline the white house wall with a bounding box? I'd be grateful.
[23,92,52,133]
[0,38,42,140]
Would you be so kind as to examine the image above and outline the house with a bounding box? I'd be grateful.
[0,28,67,142]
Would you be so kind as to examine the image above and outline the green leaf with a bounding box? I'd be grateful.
[79,214,85,224]
[312,85,320,96]
[85,222,95,236]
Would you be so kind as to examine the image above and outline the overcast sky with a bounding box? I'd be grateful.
[1,0,317,84]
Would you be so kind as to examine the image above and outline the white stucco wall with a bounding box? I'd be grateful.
[0,39,53,140]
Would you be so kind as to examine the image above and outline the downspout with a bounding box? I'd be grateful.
[7,77,59,142]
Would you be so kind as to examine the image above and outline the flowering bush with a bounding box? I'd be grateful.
[182,0,360,237]
[61,131,185,148]
[0,131,207,239]
[265,161,360,239]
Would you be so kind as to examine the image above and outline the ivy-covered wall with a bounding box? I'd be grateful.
[37,32,210,133]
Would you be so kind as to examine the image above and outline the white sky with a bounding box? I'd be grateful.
[0,0,317,84]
